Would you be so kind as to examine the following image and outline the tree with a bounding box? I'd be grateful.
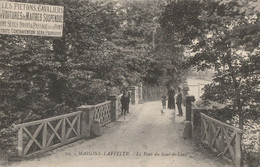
[160,0,260,129]
[0,0,124,127]
[0,0,188,130]
[158,0,203,88]
[110,0,186,87]
[190,0,260,129]
[0,0,189,158]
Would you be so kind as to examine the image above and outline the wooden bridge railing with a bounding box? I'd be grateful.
[15,111,82,158]
[93,101,112,126]
[14,94,124,158]
[200,113,243,167]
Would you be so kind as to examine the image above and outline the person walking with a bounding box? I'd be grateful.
[176,87,183,116]
[167,88,175,109]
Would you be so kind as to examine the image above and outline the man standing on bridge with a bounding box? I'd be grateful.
[121,90,130,116]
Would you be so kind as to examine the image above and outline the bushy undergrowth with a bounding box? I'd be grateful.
[230,117,260,167]
[0,126,17,160]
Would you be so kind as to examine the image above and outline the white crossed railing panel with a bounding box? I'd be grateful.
[200,113,243,167]
[93,101,111,126]
[15,111,82,157]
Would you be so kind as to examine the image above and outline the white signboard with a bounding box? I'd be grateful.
[0,1,64,37]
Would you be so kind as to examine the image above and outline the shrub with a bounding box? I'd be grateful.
[0,126,18,160]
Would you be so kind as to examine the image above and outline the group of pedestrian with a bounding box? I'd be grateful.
[161,87,183,116]
[121,87,183,117]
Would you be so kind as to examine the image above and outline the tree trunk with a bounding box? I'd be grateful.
[227,48,244,130]
[237,98,244,130]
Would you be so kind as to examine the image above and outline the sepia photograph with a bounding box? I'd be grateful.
[0,0,259,167]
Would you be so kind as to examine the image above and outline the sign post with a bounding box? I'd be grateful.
[0,1,63,37]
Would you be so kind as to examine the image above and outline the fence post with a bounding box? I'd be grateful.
[129,86,138,104]
[182,82,189,106]
[77,105,95,139]
[183,95,195,139]
[108,95,119,121]
[17,127,23,157]
[235,132,242,167]
[192,108,204,139]
[138,83,143,104]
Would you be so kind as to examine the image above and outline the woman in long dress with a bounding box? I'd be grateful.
[167,89,175,109]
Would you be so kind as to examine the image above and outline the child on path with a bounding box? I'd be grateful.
[162,95,167,109]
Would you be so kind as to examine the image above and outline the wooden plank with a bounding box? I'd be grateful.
[202,118,210,143]
[15,111,82,128]
[221,127,225,152]
[24,136,82,158]
[65,116,78,140]
[208,120,212,145]
[17,127,23,157]
[222,129,236,161]
[210,121,217,148]
[201,116,204,141]
[201,118,208,142]
[61,118,66,143]
[215,127,222,150]
[23,124,44,155]
[47,120,62,147]
[42,122,47,149]
[235,133,242,167]
[116,94,123,100]
[200,113,243,133]
[101,120,111,127]
[77,113,81,135]
[210,122,221,150]
[94,101,111,107]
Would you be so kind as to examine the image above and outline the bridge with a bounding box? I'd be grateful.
[2,79,240,167]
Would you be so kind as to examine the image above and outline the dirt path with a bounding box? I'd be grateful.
[2,102,231,167]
